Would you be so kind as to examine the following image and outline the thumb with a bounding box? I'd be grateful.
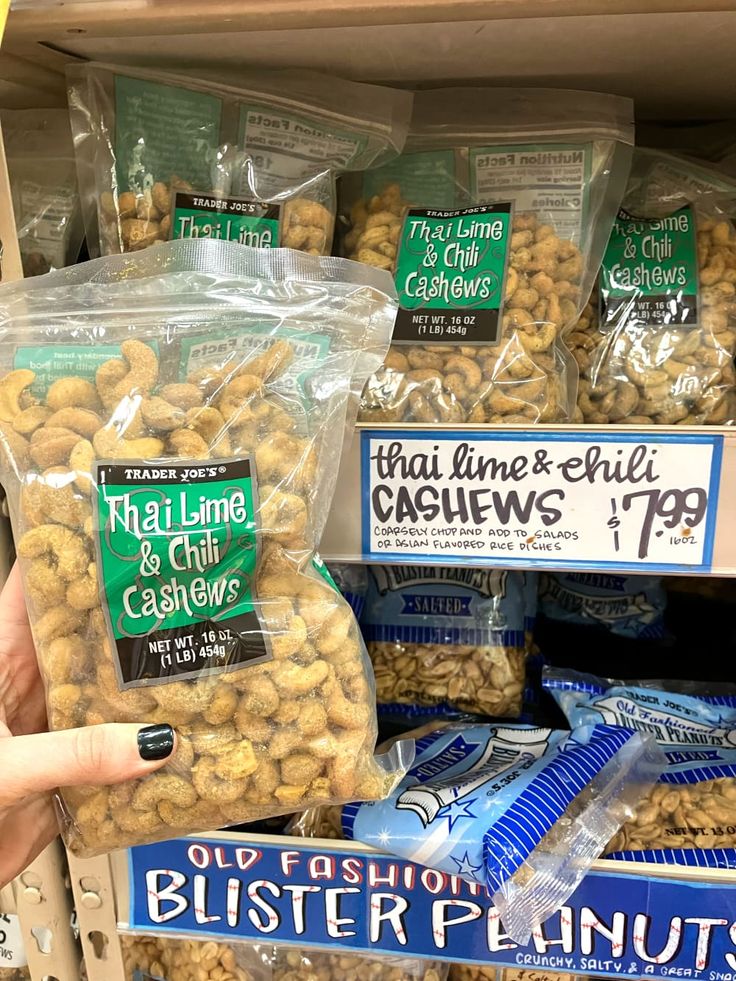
[0,723,176,804]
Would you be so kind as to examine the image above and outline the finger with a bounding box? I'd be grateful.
[0,794,58,888]
[0,723,176,805]
[0,563,46,734]
[0,563,32,652]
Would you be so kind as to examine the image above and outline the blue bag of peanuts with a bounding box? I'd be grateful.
[326,562,368,619]
[544,668,736,868]
[362,566,527,723]
[341,721,664,943]
[539,571,666,640]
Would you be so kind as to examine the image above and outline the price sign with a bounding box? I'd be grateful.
[0,914,27,968]
[361,430,723,572]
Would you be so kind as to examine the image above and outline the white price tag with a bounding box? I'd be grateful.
[361,431,722,572]
[0,914,27,969]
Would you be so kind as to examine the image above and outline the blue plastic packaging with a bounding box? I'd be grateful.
[326,562,368,619]
[343,721,664,943]
[361,566,527,722]
[539,572,666,640]
[544,668,736,868]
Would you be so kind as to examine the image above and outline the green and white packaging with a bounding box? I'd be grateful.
[67,63,412,258]
[572,149,736,426]
[340,87,633,426]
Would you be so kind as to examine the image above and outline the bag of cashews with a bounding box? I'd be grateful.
[339,87,634,426]
[0,237,414,856]
[292,721,665,944]
[67,62,412,260]
[569,149,736,425]
[361,565,528,723]
[543,668,736,868]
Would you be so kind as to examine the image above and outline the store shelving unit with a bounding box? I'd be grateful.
[1,842,80,981]
[0,1,735,977]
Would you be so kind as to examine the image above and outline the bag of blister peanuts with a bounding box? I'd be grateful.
[326,562,368,619]
[271,947,448,981]
[67,62,412,260]
[539,572,667,640]
[291,721,664,944]
[361,565,528,723]
[339,87,633,425]
[450,970,581,981]
[121,934,271,981]
[543,668,736,867]
[0,238,413,856]
[569,149,736,425]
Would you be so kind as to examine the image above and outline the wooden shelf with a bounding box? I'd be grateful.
[6,0,736,39]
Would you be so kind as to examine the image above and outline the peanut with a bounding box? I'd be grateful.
[370,641,526,718]
[121,935,259,981]
[606,777,736,854]
[273,947,445,981]
[451,969,577,981]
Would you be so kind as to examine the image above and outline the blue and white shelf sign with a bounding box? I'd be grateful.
[125,835,736,978]
[360,429,723,573]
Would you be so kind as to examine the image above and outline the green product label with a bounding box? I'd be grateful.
[392,204,512,345]
[114,75,223,192]
[179,328,331,401]
[13,345,120,398]
[600,206,699,328]
[172,191,280,246]
[95,458,269,688]
[312,553,339,592]
[362,150,459,209]
[469,143,592,247]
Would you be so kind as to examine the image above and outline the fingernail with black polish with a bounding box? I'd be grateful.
[138,724,175,761]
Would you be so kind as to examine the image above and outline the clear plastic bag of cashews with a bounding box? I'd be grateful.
[68,62,412,260]
[569,149,736,425]
[339,87,634,425]
[0,238,412,856]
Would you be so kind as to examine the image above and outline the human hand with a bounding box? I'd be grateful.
[0,564,175,885]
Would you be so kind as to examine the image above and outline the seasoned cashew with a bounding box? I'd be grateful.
[18,524,88,580]
[13,405,52,435]
[69,439,95,494]
[46,377,101,413]
[45,407,102,438]
[96,339,158,408]
[93,427,164,460]
[0,369,35,422]
[141,395,186,431]
[132,775,197,811]
[160,382,203,410]
[29,426,80,469]
[36,468,91,527]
